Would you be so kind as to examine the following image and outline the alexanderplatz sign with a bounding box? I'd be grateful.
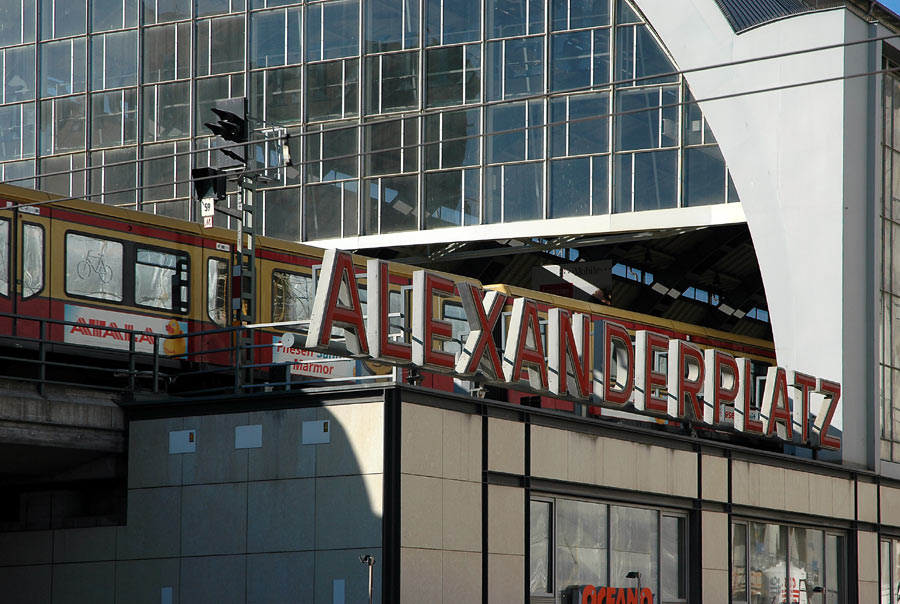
[305,251,841,451]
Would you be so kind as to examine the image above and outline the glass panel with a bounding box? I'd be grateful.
[504,162,542,222]
[683,145,726,207]
[551,31,590,92]
[882,541,892,604]
[4,45,36,103]
[550,158,589,218]
[2,159,35,188]
[306,181,358,240]
[616,24,677,86]
[609,506,658,597]
[556,499,607,596]
[616,0,640,24]
[0,221,7,295]
[135,249,180,309]
[91,30,137,90]
[550,29,609,93]
[142,140,189,202]
[143,23,191,83]
[616,86,678,151]
[307,0,359,61]
[486,37,543,100]
[425,168,479,228]
[790,527,824,604]
[0,0,35,47]
[143,81,190,141]
[91,146,137,204]
[91,89,138,148]
[732,523,748,603]
[551,0,609,31]
[426,46,465,108]
[91,0,138,32]
[207,258,228,326]
[41,0,86,39]
[368,51,419,113]
[486,103,526,163]
[750,523,788,604]
[550,93,609,157]
[366,118,417,175]
[41,38,86,97]
[197,16,245,75]
[272,271,313,321]
[306,126,358,182]
[252,67,302,125]
[0,102,36,162]
[488,0,544,39]
[365,0,418,52]
[264,187,301,240]
[65,233,124,301]
[660,515,685,601]
[143,0,191,24]
[615,150,677,212]
[425,109,480,169]
[426,0,480,45]
[42,96,86,154]
[370,174,418,233]
[307,59,358,121]
[251,9,286,68]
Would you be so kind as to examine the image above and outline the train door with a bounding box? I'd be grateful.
[13,207,50,340]
[202,243,231,365]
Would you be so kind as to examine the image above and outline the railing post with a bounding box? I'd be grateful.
[234,326,241,395]
[153,334,160,394]
[38,320,46,396]
[128,329,136,392]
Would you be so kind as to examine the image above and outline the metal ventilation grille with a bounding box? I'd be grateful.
[714,0,813,32]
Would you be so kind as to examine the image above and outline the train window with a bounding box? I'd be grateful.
[208,258,228,326]
[65,233,124,301]
[0,220,8,296]
[22,224,43,298]
[135,248,188,312]
[273,270,313,323]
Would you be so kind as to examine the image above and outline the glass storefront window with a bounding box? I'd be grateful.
[733,521,844,604]
[530,496,685,603]
[531,499,553,596]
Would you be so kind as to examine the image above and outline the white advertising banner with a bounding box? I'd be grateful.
[272,334,356,378]
[64,304,188,355]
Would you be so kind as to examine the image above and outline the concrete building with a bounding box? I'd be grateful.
[2,0,900,603]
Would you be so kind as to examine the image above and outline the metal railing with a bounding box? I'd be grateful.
[0,310,395,400]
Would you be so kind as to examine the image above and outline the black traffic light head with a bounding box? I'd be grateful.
[202,98,248,169]
[206,107,247,143]
[191,167,227,201]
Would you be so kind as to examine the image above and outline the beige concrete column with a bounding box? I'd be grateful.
[701,510,729,603]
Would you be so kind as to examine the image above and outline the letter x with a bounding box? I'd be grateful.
[456,284,507,381]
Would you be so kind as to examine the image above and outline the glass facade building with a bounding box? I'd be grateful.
[0,0,737,241]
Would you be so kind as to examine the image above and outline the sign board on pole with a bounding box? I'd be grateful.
[203,215,214,228]
[201,199,215,218]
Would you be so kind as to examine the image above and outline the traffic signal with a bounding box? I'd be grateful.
[191,166,226,201]
[202,98,248,169]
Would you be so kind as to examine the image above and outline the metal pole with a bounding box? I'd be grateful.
[367,561,373,604]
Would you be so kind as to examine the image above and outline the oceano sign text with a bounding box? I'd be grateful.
[305,250,841,450]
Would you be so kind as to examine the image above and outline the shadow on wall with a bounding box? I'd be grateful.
[0,401,386,604]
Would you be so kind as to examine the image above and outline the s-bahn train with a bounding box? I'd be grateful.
[0,183,775,412]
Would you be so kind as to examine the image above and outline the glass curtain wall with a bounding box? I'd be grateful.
[0,0,738,240]
[882,63,900,463]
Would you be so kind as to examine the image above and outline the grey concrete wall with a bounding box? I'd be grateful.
[0,402,384,604]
